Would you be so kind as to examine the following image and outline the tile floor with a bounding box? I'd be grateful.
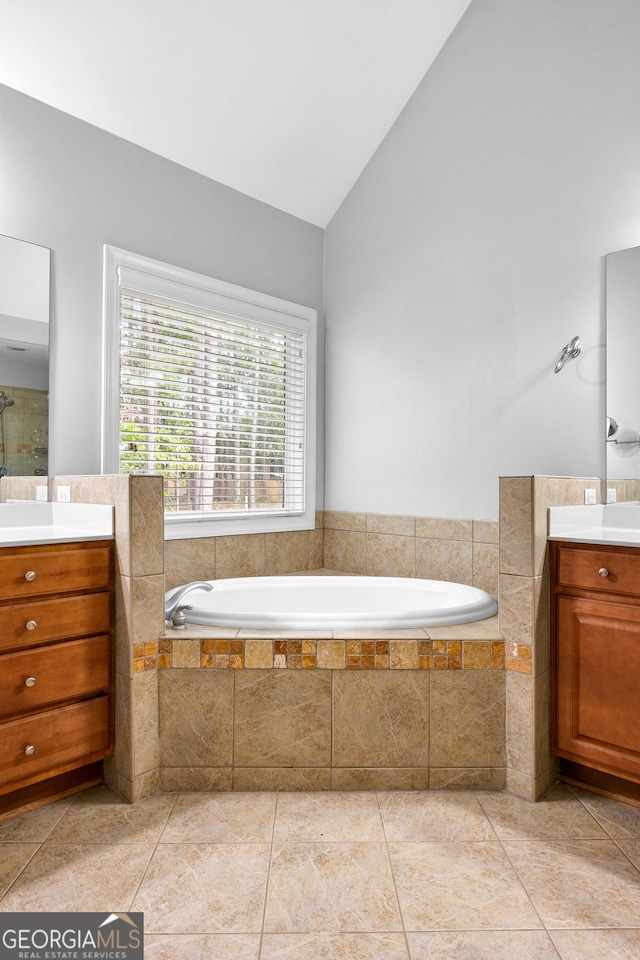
[1,783,640,959]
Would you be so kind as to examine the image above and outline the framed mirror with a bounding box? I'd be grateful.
[605,243,640,501]
[0,235,50,484]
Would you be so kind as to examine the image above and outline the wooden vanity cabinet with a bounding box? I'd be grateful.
[551,539,640,801]
[0,540,113,818]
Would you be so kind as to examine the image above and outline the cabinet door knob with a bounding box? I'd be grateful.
[26,620,37,631]
[598,567,610,577]
[24,677,37,687]
[24,744,36,756]
[24,570,36,582]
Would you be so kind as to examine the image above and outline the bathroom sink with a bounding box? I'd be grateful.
[0,501,114,545]
[548,503,640,547]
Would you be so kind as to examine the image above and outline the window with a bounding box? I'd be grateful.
[102,246,316,538]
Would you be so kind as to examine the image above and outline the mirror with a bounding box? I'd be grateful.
[606,243,640,500]
[0,235,50,485]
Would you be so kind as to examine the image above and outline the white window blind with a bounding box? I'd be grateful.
[102,246,316,537]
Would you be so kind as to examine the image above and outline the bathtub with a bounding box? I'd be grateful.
[173,576,498,631]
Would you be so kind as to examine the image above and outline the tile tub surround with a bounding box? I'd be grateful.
[2,783,639,959]
[157,666,505,792]
[20,473,597,804]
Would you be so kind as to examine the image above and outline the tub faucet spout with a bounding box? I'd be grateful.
[165,581,214,624]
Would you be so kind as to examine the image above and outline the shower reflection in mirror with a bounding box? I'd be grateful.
[0,235,50,479]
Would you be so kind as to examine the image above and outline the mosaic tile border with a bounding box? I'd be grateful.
[137,636,506,672]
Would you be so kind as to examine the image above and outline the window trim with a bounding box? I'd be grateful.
[101,245,317,538]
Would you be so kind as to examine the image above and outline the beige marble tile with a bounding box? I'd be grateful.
[505,839,640,928]
[505,671,534,776]
[499,573,534,645]
[160,766,233,792]
[332,671,429,768]
[407,931,560,959]
[215,533,266,579]
[573,789,640,837]
[533,574,550,675]
[1,842,154,912]
[473,541,499,595]
[233,767,332,791]
[261,933,409,959]
[274,792,384,841]
[532,476,599,577]
[366,533,415,578]
[112,671,134,781]
[0,842,39,897]
[234,670,331,767]
[114,574,134,677]
[415,538,473,583]
[48,792,175,842]
[133,573,166,647]
[533,670,552,780]
[366,513,416,536]
[415,517,473,540]
[477,784,609,840]
[331,768,429,791]
[379,791,495,841]
[389,840,541,930]
[132,842,271,933]
[164,537,215,591]
[133,667,160,777]
[130,475,164,577]
[618,839,640,869]
[429,767,506,791]
[131,767,160,801]
[323,511,366,531]
[549,929,640,960]
[244,638,274,668]
[159,669,234,767]
[316,639,346,668]
[264,841,402,932]
[430,671,505,768]
[162,792,276,842]
[171,638,201,667]
[472,520,499,544]
[144,934,261,960]
[499,476,533,576]
[309,528,324,569]
[0,799,71,841]
[506,767,536,801]
[266,531,311,574]
[323,529,367,574]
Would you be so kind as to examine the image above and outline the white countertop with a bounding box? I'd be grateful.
[548,503,640,548]
[0,501,114,546]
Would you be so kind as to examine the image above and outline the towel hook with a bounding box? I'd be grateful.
[554,335,581,373]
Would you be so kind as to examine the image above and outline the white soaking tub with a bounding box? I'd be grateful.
[168,576,498,631]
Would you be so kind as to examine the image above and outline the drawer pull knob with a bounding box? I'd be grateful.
[24,744,36,756]
[598,567,610,577]
[24,677,37,687]
[26,620,37,631]
[24,570,36,582]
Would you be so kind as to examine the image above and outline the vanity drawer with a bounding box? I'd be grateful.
[0,542,111,601]
[556,545,640,597]
[0,696,111,792]
[0,635,110,720]
[0,592,111,653]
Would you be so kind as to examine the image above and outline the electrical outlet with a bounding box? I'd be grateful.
[607,488,617,504]
[584,488,597,505]
[35,485,48,502]
[56,485,71,503]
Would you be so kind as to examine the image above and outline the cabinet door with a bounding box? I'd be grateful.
[556,596,640,782]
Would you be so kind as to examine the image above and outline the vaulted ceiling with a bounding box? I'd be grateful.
[0,0,471,226]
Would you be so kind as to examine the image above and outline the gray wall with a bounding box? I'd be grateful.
[0,84,325,502]
[324,0,640,519]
